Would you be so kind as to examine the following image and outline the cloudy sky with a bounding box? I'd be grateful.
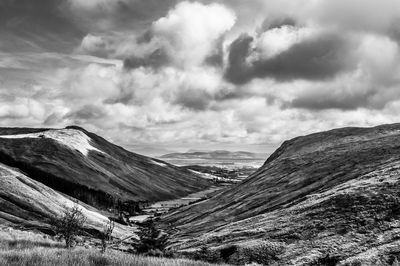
[2,0,400,156]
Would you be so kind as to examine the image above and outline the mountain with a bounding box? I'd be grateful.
[163,123,400,265]
[0,126,211,212]
[160,150,266,160]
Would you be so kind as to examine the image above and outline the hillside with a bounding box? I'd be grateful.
[0,163,132,238]
[0,126,211,212]
[160,150,266,160]
[163,123,400,265]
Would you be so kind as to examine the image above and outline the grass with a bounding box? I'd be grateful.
[0,227,222,266]
[0,248,222,266]
[0,227,63,250]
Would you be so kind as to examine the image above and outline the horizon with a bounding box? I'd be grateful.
[2,0,400,157]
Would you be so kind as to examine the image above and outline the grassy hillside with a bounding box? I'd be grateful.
[0,163,133,237]
[162,123,400,265]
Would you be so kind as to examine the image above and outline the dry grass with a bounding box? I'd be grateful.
[0,227,221,266]
[0,227,63,250]
[0,248,221,266]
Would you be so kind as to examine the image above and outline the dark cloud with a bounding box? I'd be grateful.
[224,34,255,84]
[66,104,107,120]
[261,17,297,31]
[0,0,178,53]
[205,39,224,67]
[0,0,84,52]
[174,90,211,111]
[123,48,169,69]
[288,92,373,111]
[69,0,179,32]
[225,33,353,84]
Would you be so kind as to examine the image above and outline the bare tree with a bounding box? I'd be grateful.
[52,203,87,248]
[100,219,115,253]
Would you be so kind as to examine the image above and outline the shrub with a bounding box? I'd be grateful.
[219,245,238,263]
[133,219,168,255]
[51,203,87,248]
[310,253,341,266]
[99,220,115,253]
[241,241,285,265]
[192,246,221,263]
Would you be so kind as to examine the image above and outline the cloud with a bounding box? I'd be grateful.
[225,31,354,84]
[0,98,46,122]
[77,1,236,69]
[260,17,297,31]
[0,0,84,52]
[150,1,236,67]
[67,0,179,32]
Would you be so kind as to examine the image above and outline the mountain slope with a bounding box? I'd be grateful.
[164,123,400,264]
[0,163,132,238]
[0,126,211,211]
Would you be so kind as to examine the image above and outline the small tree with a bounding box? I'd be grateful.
[52,203,87,248]
[134,219,168,255]
[100,220,115,253]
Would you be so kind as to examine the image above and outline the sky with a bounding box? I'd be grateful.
[2,0,400,156]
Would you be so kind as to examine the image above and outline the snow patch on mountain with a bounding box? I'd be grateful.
[0,129,103,156]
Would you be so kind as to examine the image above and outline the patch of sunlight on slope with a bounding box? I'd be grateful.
[0,129,103,156]
[0,163,132,238]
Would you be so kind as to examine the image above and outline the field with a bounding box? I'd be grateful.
[0,227,222,266]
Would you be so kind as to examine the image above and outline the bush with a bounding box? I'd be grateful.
[191,242,285,265]
[51,203,87,248]
[99,220,115,253]
[192,246,221,263]
[133,219,168,255]
[310,253,341,266]
[241,242,285,265]
[219,245,238,263]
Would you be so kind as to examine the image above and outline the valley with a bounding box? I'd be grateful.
[3,124,400,265]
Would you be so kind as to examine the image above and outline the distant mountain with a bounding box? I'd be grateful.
[160,150,266,160]
[0,126,211,214]
[164,123,400,265]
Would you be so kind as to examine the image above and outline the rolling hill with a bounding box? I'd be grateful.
[0,126,211,212]
[163,123,400,265]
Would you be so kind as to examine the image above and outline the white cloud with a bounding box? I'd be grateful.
[151,1,236,67]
